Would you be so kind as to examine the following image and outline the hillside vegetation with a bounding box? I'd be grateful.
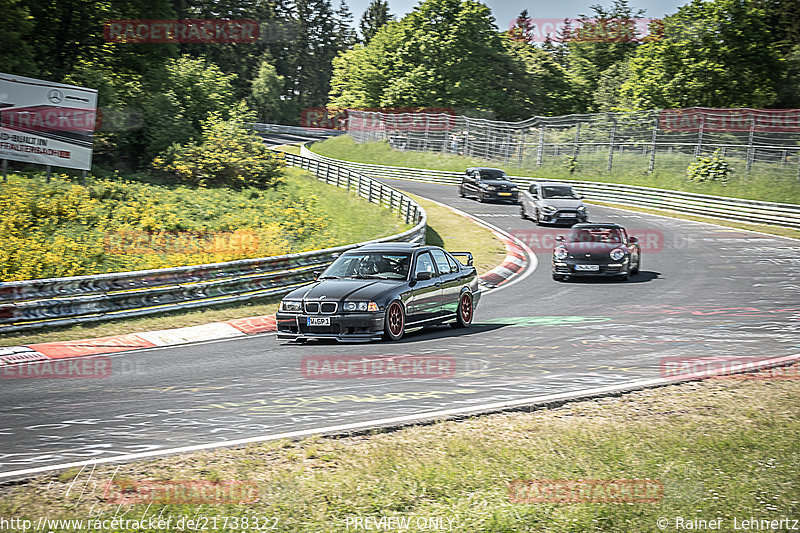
[0,168,408,281]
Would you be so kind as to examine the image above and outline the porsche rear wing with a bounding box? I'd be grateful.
[450,252,473,266]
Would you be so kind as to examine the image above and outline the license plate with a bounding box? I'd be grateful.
[498,192,512,196]
[575,264,600,271]
[560,212,577,217]
[307,317,330,326]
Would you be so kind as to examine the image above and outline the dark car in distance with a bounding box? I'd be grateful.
[459,167,519,203]
[276,243,481,342]
[552,223,641,281]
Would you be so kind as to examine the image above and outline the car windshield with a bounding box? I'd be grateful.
[542,186,579,199]
[320,252,411,280]
[478,169,508,180]
[567,228,623,244]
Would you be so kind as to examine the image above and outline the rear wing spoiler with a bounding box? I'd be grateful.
[450,252,473,266]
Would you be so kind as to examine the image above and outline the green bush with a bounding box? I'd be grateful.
[153,110,285,189]
[686,149,733,185]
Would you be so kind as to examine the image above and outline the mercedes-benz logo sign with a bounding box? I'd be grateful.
[47,89,64,104]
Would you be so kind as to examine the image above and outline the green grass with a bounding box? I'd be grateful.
[311,136,800,205]
[3,365,798,532]
[272,144,301,155]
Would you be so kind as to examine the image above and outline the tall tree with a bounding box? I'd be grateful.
[509,9,535,44]
[289,0,338,109]
[564,0,646,112]
[359,0,393,44]
[331,0,532,120]
[0,0,37,76]
[250,58,285,122]
[621,0,783,109]
[334,0,358,51]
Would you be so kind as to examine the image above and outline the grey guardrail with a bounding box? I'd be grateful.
[250,123,343,138]
[0,153,426,333]
[300,144,800,229]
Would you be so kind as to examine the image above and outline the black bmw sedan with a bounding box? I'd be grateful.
[551,223,641,281]
[459,167,519,203]
[276,243,481,342]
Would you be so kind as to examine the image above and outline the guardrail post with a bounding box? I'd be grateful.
[648,118,658,173]
[797,154,800,182]
[572,123,581,161]
[536,126,544,166]
[745,114,755,180]
[695,113,705,157]
[368,180,373,203]
[607,118,616,172]
[1,159,7,182]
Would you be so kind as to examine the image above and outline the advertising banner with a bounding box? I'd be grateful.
[0,73,98,171]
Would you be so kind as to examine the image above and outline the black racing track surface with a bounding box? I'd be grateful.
[1,146,799,477]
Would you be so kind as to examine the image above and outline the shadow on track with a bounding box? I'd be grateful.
[277,323,508,346]
[558,270,661,284]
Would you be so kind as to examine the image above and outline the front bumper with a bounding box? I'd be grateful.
[552,259,630,277]
[482,190,519,202]
[539,211,588,224]
[276,312,385,342]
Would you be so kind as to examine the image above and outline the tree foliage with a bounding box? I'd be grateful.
[153,108,286,189]
[359,0,393,44]
[330,0,536,119]
[621,0,783,109]
[686,149,733,185]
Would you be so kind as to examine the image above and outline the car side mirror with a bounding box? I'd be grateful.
[629,236,639,244]
[556,236,565,243]
[578,195,584,199]
[416,272,433,281]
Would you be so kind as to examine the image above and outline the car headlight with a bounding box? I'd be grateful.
[344,301,379,312]
[577,205,586,212]
[486,186,496,191]
[610,248,626,261]
[542,205,557,214]
[281,300,302,312]
[554,247,568,260]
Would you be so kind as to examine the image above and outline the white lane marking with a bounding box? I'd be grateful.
[413,195,538,293]
[3,353,797,480]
